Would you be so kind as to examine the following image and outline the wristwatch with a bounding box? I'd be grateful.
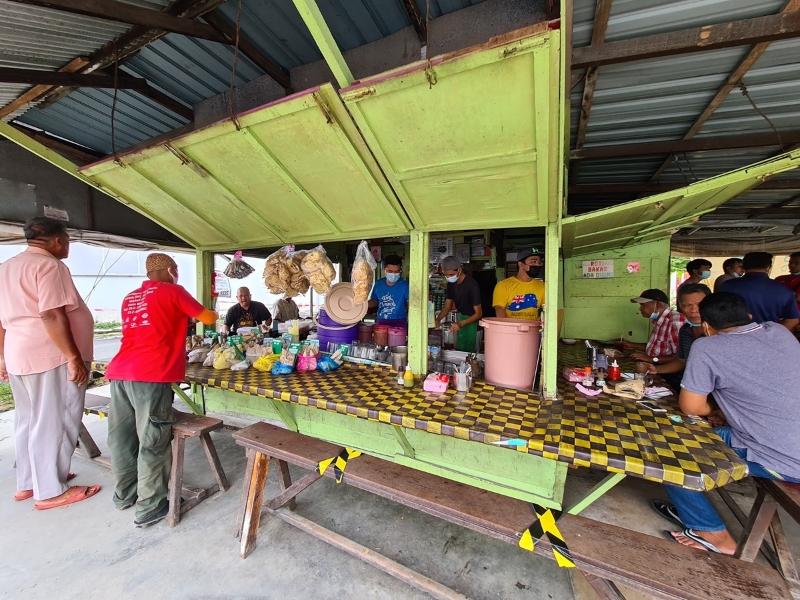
[652,357,659,364]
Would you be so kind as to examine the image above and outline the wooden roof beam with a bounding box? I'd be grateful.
[291,0,353,88]
[401,0,427,44]
[202,10,291,90]
[571,9,800,69]
[569,180,800,194]
[0,57,89,120]
[645,0,800,185]
[570,0,613,182]
[0,68,150,90]
[8,123,102,163]
[6,0,227,43]
[570,130,800,161]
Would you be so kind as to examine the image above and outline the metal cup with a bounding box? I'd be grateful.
[453,372,473,392]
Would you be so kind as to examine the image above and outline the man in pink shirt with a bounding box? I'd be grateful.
[0,217,100,509]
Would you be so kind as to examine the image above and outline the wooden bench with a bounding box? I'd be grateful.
[233,422,792,600]
[77,395,230,527]
[734,479,800,598]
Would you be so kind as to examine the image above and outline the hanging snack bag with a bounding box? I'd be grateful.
[351,240,377,304]
[263,246,293,295]
[224,251,255,279]
[301,245,336,294]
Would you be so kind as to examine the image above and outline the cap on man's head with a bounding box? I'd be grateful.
[440,256,461,271]
[146,253,177,273]
[517,248,542,263]
[630,289,669,304]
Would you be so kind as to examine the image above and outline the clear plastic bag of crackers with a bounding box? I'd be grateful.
[224,251,255,279]
[351,240,377,305]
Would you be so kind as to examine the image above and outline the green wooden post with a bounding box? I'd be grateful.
[542,222,560,398]
[408,230,430,376]
[195,250,214,334]
[291,0,354,88]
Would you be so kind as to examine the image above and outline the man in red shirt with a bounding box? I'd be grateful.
[106,253,217,527]
[776,251,800,314]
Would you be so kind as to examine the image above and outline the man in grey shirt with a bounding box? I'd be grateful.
[651,292,800,555]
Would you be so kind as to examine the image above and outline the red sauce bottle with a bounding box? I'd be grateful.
[608,360,621,382]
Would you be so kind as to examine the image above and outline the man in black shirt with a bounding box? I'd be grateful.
[434,256,483,352]
[223,287,272,333]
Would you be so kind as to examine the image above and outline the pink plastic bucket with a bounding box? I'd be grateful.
[388,326,407,348]
[480,318,541,389]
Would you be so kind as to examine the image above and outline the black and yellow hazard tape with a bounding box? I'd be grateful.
[519,503,575,568]
[317,448,362,483]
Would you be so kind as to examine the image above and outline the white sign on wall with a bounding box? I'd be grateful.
[582,260,614,278]
[43,205,69,221]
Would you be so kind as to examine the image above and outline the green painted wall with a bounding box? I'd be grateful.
[561,239,670,343]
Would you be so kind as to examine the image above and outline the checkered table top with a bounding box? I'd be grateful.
[185,359,746,491]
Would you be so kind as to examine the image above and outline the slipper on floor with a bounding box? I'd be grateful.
[664,529,722,554]
[34,485,101,510]
[15,473,76,501]
[651,499,683,528]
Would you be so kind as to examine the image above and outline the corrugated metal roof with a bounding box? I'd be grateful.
[0,0,172,120]
[569,0,800,223]
[5,0,487,152]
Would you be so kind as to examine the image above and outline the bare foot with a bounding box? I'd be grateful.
[670,529,736,555]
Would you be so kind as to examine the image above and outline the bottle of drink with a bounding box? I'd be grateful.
[608,360,621,382]
[403,365,414,389]
[582,366,594,387]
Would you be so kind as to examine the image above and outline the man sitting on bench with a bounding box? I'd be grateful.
[652,292,800,554]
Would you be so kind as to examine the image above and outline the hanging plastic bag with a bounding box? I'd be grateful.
[224,251,255,279]
[351,240,377,305]
[301,245,336,294]
[263,246,310,297]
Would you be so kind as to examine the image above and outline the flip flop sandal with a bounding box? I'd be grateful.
[651,499,684,527]
[664,529,722,554]
[34,485,101,511]
[14,473,76,501]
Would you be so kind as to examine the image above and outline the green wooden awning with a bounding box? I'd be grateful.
[562,150,800,258]
[341,24,563,232]
[80,85,411,251]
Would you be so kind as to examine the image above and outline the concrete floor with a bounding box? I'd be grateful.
[2,390,798,600]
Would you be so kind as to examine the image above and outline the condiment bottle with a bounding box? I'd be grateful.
[582,366,594,387]
[403,365,414,389]
[608,360,621,382]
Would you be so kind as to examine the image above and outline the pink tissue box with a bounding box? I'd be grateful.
[562,367,585,382]
[423,373,450,393]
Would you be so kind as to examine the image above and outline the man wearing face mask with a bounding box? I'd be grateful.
[713,258,743,292]
[369,255,409,327]
[434,256,482,352]
[623,289,685,365]
[680,259,713,289]
[719,251,799,331]
[106,253,218,528]
[652,292,800,555]
[493,249,545,321]
[642,283,710,392]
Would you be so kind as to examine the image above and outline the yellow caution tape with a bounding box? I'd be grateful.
[518,504,575,568]
[317,448,362,483]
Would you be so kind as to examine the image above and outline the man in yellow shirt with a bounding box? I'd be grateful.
[493,249,545,320]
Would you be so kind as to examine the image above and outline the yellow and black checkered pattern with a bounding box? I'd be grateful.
[185,360,746,492]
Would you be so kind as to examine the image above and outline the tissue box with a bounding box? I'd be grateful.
[562,367,585,382]
[423,373,450,393]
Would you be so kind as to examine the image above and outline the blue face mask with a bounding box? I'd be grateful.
[732,272,742,278]
[700,270,711,280]
[687,321,702,328]
[386,273,400,283]
[445,275,459,284]
[649,310,661,322]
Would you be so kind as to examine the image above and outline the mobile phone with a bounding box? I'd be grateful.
[636,400,667,413]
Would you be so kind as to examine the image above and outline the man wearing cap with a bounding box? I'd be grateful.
[105,253,218,528]
[369,255,409,327]
[624,289,685,367]
[434,256,482,352]
[0,217,100,509]
[493,249,545,321]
